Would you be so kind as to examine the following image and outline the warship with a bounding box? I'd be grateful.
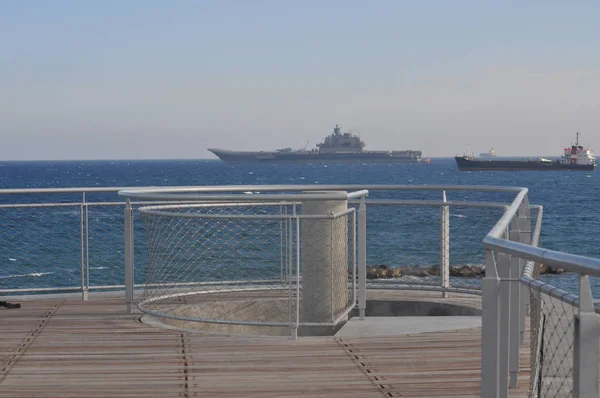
[208,125,426,164]
[455,133,597,171]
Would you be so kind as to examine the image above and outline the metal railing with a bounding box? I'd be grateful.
[116,185,524,316]
[0,188,131,299]
[120,195,360,338]
[480,188,600,398]
[2,184,600,393]
[1,185,519,302]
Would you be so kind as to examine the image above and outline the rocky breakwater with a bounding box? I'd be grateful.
[365,264,566,279]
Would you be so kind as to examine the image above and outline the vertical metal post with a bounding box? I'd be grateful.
[517,210,530,344]
[280,205,284,282]
[497,252,511,397]
[124,198,134,314]
[358,195,367,320]
[520,195,532,319]
[440,190,450,298]
[292,214,300,340]
[79,198,86,301]
[508,226,521,388]
[521,194,531,225]
[573,275,600,398]
[481,249,502,398]
[288,206,294,330]
[84,193,89,301]
[352,210,357,308]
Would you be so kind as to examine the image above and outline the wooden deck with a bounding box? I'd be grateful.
[1,293,530,398]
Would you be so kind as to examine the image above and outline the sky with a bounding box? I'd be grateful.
[1,0,599,160]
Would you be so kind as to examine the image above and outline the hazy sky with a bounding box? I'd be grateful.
[1,1,599,160]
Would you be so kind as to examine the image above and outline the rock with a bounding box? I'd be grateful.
[397,266,413,276]
[417,269,430,277]
[546,266,566,275]
[366,267,378,279]
[428,265,441,276]
[538,264,566,275]
[457,265,473,277]
[445,265,485,277]
[366,264,487,279]
[377,269,389,278]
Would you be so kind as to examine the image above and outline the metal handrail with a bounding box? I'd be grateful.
[480,189,600,398]
[483,190,600,278]
[118,184,526,193]
[485,188,529,238]
[5,184,600,295]
[486,237,600,278]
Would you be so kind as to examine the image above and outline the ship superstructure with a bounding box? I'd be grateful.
[479,149,496,158]
[209,125,425,164]
[560,132,596,166]
[316,124,365,153]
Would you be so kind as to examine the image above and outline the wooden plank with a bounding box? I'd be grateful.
[0,295,531,397]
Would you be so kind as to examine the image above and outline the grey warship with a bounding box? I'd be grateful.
[208,125,426,164]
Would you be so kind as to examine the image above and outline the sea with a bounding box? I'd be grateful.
[0,157,599,296]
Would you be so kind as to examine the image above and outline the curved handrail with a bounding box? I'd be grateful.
[118,184,525,197]
[485,188,529,239]
[483,192,600,278]
[485,236,600,278]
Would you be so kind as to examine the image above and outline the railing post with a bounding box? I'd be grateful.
[508,225,521,389]
[83,193,89,301]
[79,195,87,301]
[481,249,502,398]
[517,206,530,344]
[288,206,294,330]
[497,252,511,397]
[292,214,300,340]
[440,191,449,298]
[352,210,357,311]
[358,195,367,320]
[280,205,284,282]
[124,198,134,314]
[573,275,600,398]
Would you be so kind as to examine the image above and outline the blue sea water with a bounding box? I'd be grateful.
[0,158,598,295]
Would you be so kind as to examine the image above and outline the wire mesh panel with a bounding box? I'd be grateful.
[365,203,503,290]
[137,201,356,336]
[86,204,127,287]
[528,280,576,398]
[0,204,83,292]
[448,206,505,288]
[366,205,441,286]
[0,191,151,295]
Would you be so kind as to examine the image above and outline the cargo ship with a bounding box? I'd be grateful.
[455,133,597,171]
[208,125,427,164]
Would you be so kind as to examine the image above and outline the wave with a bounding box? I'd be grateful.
[0,272,54,280]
